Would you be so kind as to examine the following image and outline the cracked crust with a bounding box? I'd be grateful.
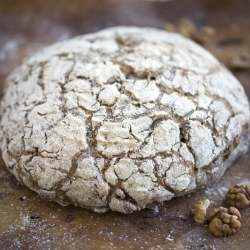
[0,26,249,213]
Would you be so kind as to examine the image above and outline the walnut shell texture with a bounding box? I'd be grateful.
[0,27,249,213]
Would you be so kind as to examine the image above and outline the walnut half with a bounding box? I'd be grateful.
[207,207,241,237]
[226,184,250,209]
[191,199,210,224]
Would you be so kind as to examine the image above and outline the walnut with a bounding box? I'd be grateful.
[191,199,210,224]
[178,19,197,38]
[0,26,249,213]
[193,26,216,44]
[164,22,176,33]
[164,18,216,44]
[230,50,250,69]
[208,207,241,237]
[226,184,250,208]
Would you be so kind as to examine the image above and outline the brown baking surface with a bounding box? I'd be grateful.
[0,0,250,249]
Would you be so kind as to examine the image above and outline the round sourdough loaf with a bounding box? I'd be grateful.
[1,27,249,213]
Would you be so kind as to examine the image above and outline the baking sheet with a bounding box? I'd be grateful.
[0,0,250,249]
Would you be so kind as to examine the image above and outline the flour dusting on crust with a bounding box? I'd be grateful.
[0,27,249,213]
